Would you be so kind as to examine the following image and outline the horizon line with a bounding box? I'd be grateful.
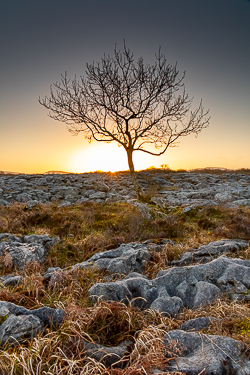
[1,166,250,176]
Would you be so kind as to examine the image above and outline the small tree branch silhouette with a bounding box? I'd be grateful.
[39,43,210,198]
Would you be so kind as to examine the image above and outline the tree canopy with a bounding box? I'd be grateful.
[39,44,210,197]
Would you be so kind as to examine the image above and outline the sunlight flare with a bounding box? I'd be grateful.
[67,142,163,173]
[68,143,128,173]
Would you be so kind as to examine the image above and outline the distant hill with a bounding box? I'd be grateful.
[190,167,229,171]
[0,170,72,175]
[44,171,71,174]
[189,167,250,175]
[0,171,20,175]
[1,168,249,176]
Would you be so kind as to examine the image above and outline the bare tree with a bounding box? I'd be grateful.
[39,44,210,198]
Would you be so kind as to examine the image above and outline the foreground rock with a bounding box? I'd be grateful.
[163,330,250,374]
[0,233,59,269]
[0,314,42,345]
[73,329,250,373]
[0,171,249,208]
[172,238,249,266]
[0,301,65,346]
[41,241,167,285]
[83,340,130,368]
[89,255,250,315]
[46,239,247,279]
[180,316,214,331]
[70,241,168,275]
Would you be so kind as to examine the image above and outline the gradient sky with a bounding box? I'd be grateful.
[1,0,250,173]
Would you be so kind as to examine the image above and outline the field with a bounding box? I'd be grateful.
[0,200,250,374]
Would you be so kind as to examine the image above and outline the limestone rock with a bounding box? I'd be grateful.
[132,202,151,219]
[180,317,214,331]
[15,193,33,202]
[0,199,8,206]
[89,275,158,309]
[58,200,72,207]
[0,314,43,345]
[230,198,250,207]
[150,196,167,209]
[72,242,152,275]
[0,274,23,287]
[0,306,9,325]
[0,301,65,328]
[89,191,106,200]
[172,239,249,266]
[23,234,59,249]
[150,296,183,316]
[0,301,65,346]
[28,306,65,327]
[83,340,131,367]
[1,171,250,208]
[192,281,221,309]
[25,200,39,208]
[215,192,233,202]
[163,330,250,374]
[88,256,250,312]
[0,233,59,269]
[96,182,109,192]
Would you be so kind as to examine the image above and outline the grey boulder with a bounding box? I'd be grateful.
[89,275,158,310]
[172,239,249,266]
[0,301,65,347]
[72,242,152,275]
[0,301,65,328]
[180,317,214,331]
[83,340,131,367]
[25,200,39,208]
[0,233,59,269]
[0,274,23,287]
[89,256,250,313]
[163,330,250,374]
[0,199,8,206]
[0,314,43,345]
[150,296,183,316]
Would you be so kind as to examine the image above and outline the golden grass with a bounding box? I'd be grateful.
[0,202,249,373]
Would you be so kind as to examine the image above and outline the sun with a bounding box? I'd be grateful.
[68,143,129,173]
[67,141,166,173]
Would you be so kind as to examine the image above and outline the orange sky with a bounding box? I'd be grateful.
[2,113,249,174]
[1,0,250,174]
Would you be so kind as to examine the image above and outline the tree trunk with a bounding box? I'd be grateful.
[126,149,143,199]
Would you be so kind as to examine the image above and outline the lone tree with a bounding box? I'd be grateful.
[39,44,210,198]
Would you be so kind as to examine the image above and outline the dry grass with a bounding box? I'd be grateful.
[1,281,250,373]
[0,308,179,375]
[0,201,250,373]
[2,296,250,374]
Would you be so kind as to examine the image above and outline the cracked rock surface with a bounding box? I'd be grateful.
[172,238,249,266]
[163,330,250,375]
[0,314,43,345]
[0,171,249,208]
[0,301,65,346]
[83,340,131,368]
[0,233,59,269]
[70,241,166,275]
[89,253,250,315]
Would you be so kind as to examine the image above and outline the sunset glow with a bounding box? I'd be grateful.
[1,1,250,175]
[68,143,128,173]
[67,143,164,173]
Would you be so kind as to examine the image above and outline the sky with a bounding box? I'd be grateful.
[0,0,250,174]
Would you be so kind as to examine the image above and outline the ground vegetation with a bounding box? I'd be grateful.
[0,201,249,373]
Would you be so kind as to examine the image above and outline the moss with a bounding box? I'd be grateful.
[0,314,8,325]
[234,318,250,336]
